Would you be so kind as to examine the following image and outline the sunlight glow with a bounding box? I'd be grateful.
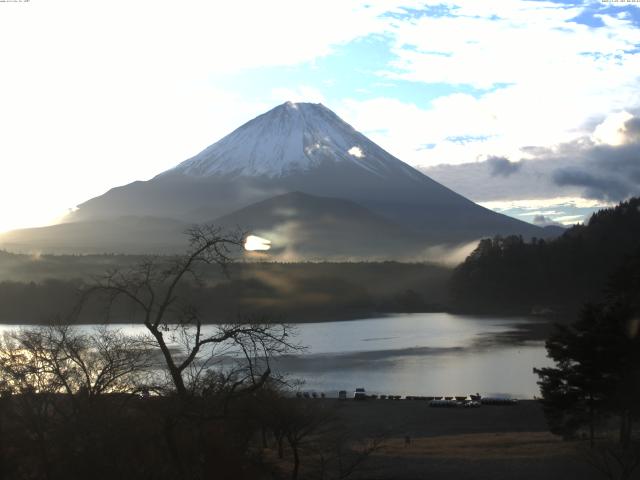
[244,235,272,251]
[592,111,634,146]
[0,208,70,236]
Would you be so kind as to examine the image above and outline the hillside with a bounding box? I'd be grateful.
[450,197,640,315]
[213,191,426,259]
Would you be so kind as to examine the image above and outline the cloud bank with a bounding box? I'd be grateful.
[425,111,640,224]
[487,156,522,177]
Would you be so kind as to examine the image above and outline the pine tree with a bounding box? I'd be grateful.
[534,251,640,447]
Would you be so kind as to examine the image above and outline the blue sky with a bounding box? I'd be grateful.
[0,0,639,232]
[214,34,494,109]
[214,0,639,108]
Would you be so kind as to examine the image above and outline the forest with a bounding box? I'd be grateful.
[450,197,640,316]
[0,257,450,324]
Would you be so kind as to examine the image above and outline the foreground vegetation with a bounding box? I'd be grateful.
[0,325,384,479]
[532,231,640,479]
[0,322,613,480]
[0,226,383,480]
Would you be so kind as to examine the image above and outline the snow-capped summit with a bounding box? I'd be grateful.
[162,101,420,180]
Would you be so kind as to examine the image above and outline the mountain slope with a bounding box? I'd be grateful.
[2,102,550,256]
[68,102,543,244]
[213,191,425,259]
[164,101,422,179]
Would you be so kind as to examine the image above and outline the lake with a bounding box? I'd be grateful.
[0,313,552,398]
[275,313,551,399]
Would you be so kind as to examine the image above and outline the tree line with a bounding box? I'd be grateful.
[0,265,449,325]
[450,197,640,315]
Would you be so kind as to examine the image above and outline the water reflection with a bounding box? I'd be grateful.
[0,313,552,398]
[275,313,552,398]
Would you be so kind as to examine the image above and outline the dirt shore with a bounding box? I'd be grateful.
[327,399,601,480]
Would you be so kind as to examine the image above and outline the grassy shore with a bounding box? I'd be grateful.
[305,399,599,479]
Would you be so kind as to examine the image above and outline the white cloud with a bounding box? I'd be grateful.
[592,111,635,145]
[553,214,585,224]
[271,86,326,104]
[479,197,611,211]
[337,98,436,164]
[519,210,563,217]
[478,197,611,225]
[336,2,640,168]
[337,94,542,167]
[385,1,640,88]
[385,2,638,151]
[0,0,393,232]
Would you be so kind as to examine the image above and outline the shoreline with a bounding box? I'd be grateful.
[307,399,594,479]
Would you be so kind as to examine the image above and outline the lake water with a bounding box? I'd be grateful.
[275,313,551,399]
[0,313,552,398]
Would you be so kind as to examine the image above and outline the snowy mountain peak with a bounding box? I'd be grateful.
[161,101,420,179]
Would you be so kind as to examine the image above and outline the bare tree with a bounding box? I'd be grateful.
[0,330,59,480]
[259,391,383,480]
[79,225,298,399]
[0,324,151,479]
[0,324,149,405]
[274,398,337,480]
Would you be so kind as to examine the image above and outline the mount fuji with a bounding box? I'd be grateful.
[2,102,548,257]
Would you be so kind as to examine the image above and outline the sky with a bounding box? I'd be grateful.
[0,0,639,233]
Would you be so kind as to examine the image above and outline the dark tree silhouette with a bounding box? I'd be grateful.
[535,251,640,448]
[451,197,640,314]
[79,225,297,399]
[0,325,151,479]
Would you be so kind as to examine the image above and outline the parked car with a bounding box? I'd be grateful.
[354,387,366,400]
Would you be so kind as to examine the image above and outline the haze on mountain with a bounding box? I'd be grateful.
[214,191,427,260]
[1,102,555,258]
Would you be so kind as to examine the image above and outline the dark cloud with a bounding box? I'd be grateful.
[624,116,640,143]
[552,167,634,202]
[520,145,551,156]
[551,133,640,202]
[532,215,563,227]
[424,111,640,205]
[486,156,522,177]
[424,156,581,202]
